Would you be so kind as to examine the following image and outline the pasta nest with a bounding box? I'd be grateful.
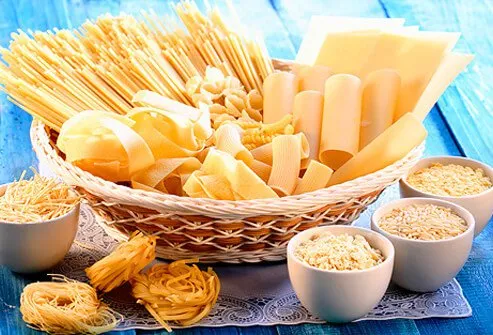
[186,66,263,126]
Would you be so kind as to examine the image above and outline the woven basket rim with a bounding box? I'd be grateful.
[31,119,425,208]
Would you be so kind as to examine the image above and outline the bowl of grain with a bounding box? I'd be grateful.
[287,225,394,323]
[371,197,474,292]
[0,172,80,273]
[400,156,493,236]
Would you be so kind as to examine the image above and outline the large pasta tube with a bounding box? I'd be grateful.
[251,133,310,166]
[293,91,324,161]
[262,72,298,123]
[268,135,302,196]
[328,113,427,186]
[298,65,333,93]
[319,74,362,170]
[359,69,401,149]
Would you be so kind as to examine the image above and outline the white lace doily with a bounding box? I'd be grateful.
[54,205,472,330]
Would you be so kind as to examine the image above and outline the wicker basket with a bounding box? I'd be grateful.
[29,59,425,263]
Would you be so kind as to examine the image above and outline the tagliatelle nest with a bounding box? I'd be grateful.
[85,231,157,292]
[131,259,220,332]
[186,66,263,127]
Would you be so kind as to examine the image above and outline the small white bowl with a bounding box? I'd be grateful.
[0,183,80,273]
[400,156,493,236]
[287,225,394,323]
[371,197,474,292]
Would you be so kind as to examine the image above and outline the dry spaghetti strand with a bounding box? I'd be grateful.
[85,231,157,293]
[20,275,121,334]
[0,168,80,223]
[131,259,221,332]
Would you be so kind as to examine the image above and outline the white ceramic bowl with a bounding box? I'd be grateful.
[371,197,474,292]
[400,156,493,236]
[287,225,394,323]
[0,183,80,273]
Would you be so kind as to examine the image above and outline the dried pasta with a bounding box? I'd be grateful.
[214,123,253,164]
[268,135,306,196]
[131,259,220,332]
[262,72,298,123]
[293,91,324,162]
[294,160,334,195]
[57,110,155,182]
[360,69,401,149]
[0,1,273,131]
[186,66,263,124]
[86,231,157,293]
[0,168,80,223]
[251,132,310,166]
[184,148,278,200]
[297,65,333,93]
[329,113,427,185]
[319,74,362,170]
[20,275,121,334]
[131,158,201,195]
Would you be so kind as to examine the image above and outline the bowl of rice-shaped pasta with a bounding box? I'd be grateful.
[1,2,473,262]
[371,197,474,292]
[0,173,80,273]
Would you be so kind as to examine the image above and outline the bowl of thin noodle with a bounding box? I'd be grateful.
[0,169,80,273]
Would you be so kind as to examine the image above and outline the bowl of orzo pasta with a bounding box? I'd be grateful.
[400,156,493,236]
[287,225,394,323]
[371,197,475,292]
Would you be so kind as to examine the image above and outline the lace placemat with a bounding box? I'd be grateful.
[54,205,472,330]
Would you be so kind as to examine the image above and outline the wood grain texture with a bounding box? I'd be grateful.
[0,0,491,335]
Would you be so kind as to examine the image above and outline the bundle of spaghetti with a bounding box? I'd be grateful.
[131,259,220,332]
[79,14,192,105]
[0,29,133,131]
[0,1,273,132]
[0,168,80,223]
[85,231,157,293]
[173,1,273,93]
[20,275,121,334]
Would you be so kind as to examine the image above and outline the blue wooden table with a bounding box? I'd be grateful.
[1,0,492,334]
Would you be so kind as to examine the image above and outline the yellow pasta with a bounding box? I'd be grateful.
[412,52,473,121]
[57,111,155,182]
[251,132,310,166]
[298,65,333,93]
[184,148,278,200]
[214,123,253,164]
[293,91,324,162]
[319,74,362,170]
[262,72,298,123]
[20,275,121,334]
[360,69,401,149]
[268,135,304,196]
[329,113,427,185]
[0,2,273,131]
[85,231,157,293]
[131,259,220,332]
[248,159,272,183]
[294,160,334,195]
[0,169,80,223]
[131,157,201,195]
[241,114,294,150]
